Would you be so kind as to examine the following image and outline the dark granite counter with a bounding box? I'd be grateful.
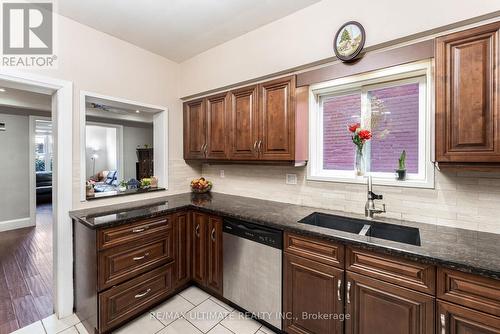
[70,192,500,280]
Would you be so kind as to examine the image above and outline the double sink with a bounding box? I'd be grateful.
[299,212,421,246]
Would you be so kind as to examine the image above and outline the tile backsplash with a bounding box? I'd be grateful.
[202,164,500,234]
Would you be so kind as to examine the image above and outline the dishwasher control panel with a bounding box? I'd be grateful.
[223,218,283,249]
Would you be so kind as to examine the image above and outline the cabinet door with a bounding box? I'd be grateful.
[191,212,207,285]
[228,85,260,160]
[284,253,344,334]
[438,301,500,334]
[184,99,206,159]
[174,211,191,288]
[345,271,435,334]
[206,93,229,159]
[259,76,296,160]
[206,216,223,295]
[435,22,500,162]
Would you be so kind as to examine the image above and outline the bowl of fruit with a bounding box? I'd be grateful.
[190,177,212,193]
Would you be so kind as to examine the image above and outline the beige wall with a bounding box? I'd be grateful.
[180,1,500,234]
[179,0,500,96]
[25,14,201,209]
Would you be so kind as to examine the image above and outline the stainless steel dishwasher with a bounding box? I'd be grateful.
[223,218,283,330]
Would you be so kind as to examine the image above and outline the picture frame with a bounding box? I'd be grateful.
[333,21,366,62]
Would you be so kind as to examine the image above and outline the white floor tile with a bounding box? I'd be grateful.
[207,324,233,334]
[185,299,231,333]
[179,286,211,305]
[152,295,196,326]
[258,326,278,334]
[42,314,81,334]
[156,318,202,334]
[221,311,262,334]
[58,327,79,334]
[113,313,165,334]
[209,297,235,312]
[75,322,90,334]
[11,321,46,334]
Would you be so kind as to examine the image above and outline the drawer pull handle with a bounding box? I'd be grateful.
[347,281,351,304]
[195,224,200,238]
[440,314,445,334]
[132,226,149,233]
[211,228,216,241]
[134,288,151,299]
[337,279,342,301]
[133,252,150,261]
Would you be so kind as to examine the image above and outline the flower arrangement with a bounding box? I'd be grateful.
[348,123,372,152]
[348,123,372,175]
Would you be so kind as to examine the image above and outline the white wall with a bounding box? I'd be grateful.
[85,125,116,178]
[123,125,153,180]
[0,113,30,222]
[25,14,200,210]
[180,0,500,96]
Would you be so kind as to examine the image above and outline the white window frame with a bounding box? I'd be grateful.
[308,60,435,188]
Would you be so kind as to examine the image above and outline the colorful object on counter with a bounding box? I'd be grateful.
[140,178,152,189]
[348,123,372,176]
[191,177,212,193]
[396,150,407,180]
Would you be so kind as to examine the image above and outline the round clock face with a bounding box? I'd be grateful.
[334,21,365,62]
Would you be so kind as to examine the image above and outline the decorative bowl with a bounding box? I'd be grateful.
[191,184,212,193]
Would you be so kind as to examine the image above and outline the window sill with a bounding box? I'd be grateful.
[306,174,435,189]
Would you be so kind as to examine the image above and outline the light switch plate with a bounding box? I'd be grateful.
[220,169,225,178]
[0,122,5,131]
[286,174,297,185]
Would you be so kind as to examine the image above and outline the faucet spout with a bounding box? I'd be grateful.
[365,176,386,219]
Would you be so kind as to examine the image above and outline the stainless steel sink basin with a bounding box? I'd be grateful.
[298,212,366,234]
[299,212,421,246]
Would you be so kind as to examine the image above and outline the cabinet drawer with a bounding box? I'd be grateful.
[97,215,172,250]
[346,247,435,294]
[98,234,173,290]
[437,268,500,316]
[99,264,173,333]
[284,232,344,268]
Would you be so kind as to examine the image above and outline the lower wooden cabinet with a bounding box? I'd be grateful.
[284,253,344,334]
[99,263,173,333]
[173,211,191,288]
[190,211,223,295]
[345,271,435,334]
[438,301,500,334]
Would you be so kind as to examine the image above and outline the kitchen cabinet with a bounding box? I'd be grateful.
[345,271,435,334]
[191,211,208,285]
[435,21,500,169]
[437,301,500,334]
[284,253,344,334]
[173,211,191,288]
[191,211,223,295]
[228,85,259,160]
[183,94,230,160]
[183,75,308,164]
[183,98,206,160]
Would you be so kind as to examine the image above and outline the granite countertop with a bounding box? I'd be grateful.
[70,192,500,280]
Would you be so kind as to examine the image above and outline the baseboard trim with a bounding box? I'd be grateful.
[0,217,34,232]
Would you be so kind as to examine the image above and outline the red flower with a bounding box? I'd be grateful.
[348,123,360,133]
[358,129,372,140]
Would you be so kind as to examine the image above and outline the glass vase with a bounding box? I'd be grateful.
[355,147,365,176]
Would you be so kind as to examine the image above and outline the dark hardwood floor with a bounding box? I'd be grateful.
[0,204,53,334]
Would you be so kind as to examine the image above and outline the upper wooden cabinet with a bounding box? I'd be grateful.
[184,75,308,164]
[435,22,500,168]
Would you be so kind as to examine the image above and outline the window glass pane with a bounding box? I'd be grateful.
[322,93,361,170]
[368,83,419,173]
[35,136,45,154]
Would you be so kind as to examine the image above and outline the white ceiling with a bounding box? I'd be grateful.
[57,0,320,62]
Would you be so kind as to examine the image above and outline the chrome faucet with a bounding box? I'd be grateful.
[365,176,386,219]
